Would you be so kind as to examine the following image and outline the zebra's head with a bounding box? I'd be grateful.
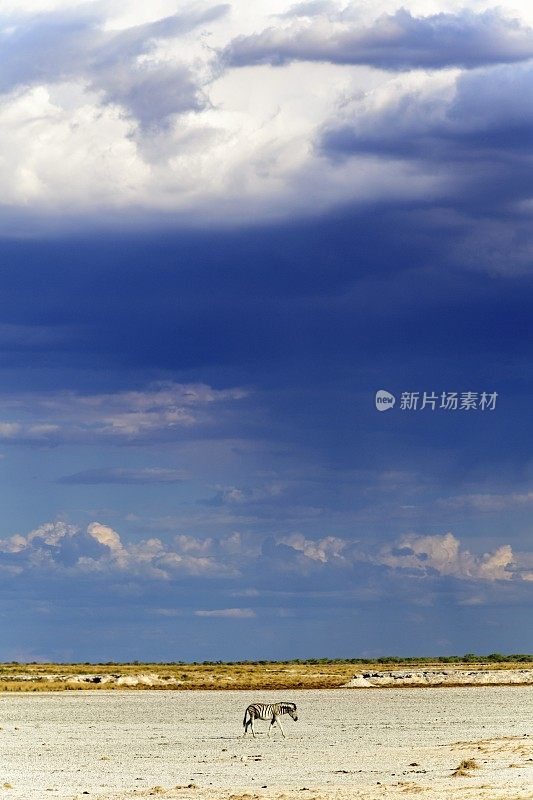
[286,702,298,721]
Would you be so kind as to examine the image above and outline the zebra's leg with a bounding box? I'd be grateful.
[276,716,286,738]
[268,717,275,737]
[251,716,256,738]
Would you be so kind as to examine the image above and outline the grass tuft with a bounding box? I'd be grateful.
[452,758,480,776]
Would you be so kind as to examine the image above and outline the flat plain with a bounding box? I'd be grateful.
[0,687,531,800]
[0,659,531,691]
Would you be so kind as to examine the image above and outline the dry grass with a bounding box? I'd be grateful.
[0,660,529,692]
[452,758,480,776]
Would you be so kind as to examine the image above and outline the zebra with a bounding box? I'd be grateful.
[243,701,298,738]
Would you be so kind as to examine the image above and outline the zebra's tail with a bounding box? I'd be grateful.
[243,708,249,728]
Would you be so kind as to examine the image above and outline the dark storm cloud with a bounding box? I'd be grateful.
[0,219,532,482]
[225,8,533,70]
[0,3,229,126]
[322,62,533,164]
[2,217,533,372]
[0,4,532,661]
[319,60,533,274]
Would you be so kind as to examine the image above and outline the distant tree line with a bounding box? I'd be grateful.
[198,653,533,666]
[9,653,531,666]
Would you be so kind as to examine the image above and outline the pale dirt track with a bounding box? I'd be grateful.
[0,688,531,800]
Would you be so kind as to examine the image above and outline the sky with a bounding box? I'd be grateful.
[0,0,532,662]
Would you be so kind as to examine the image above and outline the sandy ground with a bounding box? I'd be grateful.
[0,688,531,800]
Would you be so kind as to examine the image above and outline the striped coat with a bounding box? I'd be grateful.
[243,701,298,738]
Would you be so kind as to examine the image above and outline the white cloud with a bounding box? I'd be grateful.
[88,521,126,557]
[174,534,214,553]
[0,84,149,210]
[440,491,533,512]
[0,422,21,437]
[0,381,248,444]
[214,482,286,504]
[0,1,531,230]
[194,607,255,617]
[157,551,238,577]
[26,520,77,546]
[278,532,347,562]
[0,521,241,579]
[378,532,516,581]
[58,467,187,484]
[0,520,528,589]
[153,607,184,616]
[0,4,229,124]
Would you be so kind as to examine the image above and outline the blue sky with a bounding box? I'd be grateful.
[0,0,532,661]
